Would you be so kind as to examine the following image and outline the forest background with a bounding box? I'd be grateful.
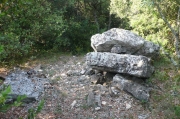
[0,0,179,66]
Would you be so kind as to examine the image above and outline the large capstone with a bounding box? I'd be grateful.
[112,74,150,101]
[91,28,159,58]
[86,52,154,78]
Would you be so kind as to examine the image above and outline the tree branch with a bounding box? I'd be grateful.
[177,6,180,39]
[108,12,111,30]
[153,0,180,57]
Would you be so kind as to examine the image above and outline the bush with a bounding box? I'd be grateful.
[0,0,66,62]
[0,86,25,112]
[54,19,97,54]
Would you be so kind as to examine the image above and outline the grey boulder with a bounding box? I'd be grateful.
[86,52,154,78]
[113,74,150,101]
[91,28,159,58]
[3,69,50,101]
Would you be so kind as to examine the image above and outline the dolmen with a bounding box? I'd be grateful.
[86,28,160,101]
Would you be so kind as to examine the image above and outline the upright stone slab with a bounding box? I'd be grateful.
[86,52,154,78]
[113,74,150,101]
[91,28,159,58]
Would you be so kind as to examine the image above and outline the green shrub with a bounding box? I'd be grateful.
[174,105,180,117]
[0,86,25,112]
[27,100,44,119]
[54,19,97,54]
[0,0,66,63]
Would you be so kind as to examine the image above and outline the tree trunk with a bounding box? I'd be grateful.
[177,6,180,42]
[108,12,112,30]
[94,11,100,33]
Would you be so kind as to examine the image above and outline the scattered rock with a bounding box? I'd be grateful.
[92,84,108,95]
[94,93,101,107]
[80,69,86,75]
[125,103,132,110]
[90,74,104,84]
[87,90,95,106]
[95,107,101,111]
[67,70,81,76]
[138,114,149,119]
[78,75,89,82]
[109,87,121,97]
[86,52,154,78]
[71,100,77,109]
[102,101,107,105]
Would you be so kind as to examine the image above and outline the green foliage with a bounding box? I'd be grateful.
[0,0,132,64]
[174,105,180,117]
[27,99,44,119]
[153,55,171,68]
[55,19,97,54]
[131,10,170,46]
[154,70,169,81]
[0,34,31,62]
[0,0,66,63]
[110,0,178,54]
[0,86,11,105]
[110,0,132,18]
[0,45,3,53]
[0,86,25,112]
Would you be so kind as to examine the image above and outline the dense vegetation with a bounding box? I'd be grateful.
[0,0,179,65]
[0,0,130,64]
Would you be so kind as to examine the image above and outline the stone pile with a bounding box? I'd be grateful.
[86,28,160,102]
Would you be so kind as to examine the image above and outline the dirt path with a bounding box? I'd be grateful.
[34,55,152,119]
[1,54,176,119]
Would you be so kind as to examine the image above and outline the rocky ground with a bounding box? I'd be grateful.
[0,54,179,119]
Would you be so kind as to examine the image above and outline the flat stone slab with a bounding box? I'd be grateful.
[3,69,50,101]
[113,74,150,101]
[86,52,154,78]
[91,28,159,58]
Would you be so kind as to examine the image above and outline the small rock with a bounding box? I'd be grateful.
[60,73,66,77]
[125,103,132,110]
[77,62,81,65]
[102,101,107,105]
[87,91,95,106]
[95,107,101,111]
[94,94,101,107]
[138,114,149,119]
[109,87,121,97]
[80,70,86,75]
[71,100,77,109]
[78,75,86,82]
[67,70,80,76]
